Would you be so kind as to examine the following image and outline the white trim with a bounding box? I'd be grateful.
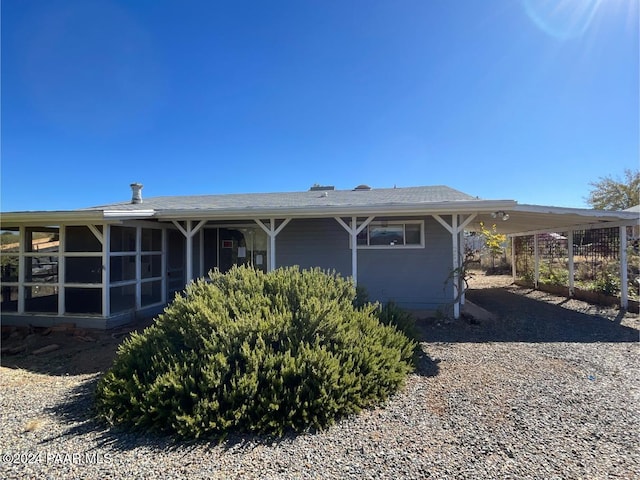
[352,219,424,249]
[87,224,104,244]
[103,210,156,218]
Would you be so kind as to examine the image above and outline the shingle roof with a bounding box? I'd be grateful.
[90,185,482,212]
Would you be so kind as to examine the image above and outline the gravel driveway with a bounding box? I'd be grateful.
[1,275,638,479]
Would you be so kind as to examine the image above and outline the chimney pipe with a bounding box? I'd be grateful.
[130,183,143,204]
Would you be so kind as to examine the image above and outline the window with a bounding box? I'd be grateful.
[356,221,424,248]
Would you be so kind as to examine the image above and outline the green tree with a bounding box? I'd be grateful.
[586,169,639,210]
[480,221,507,271]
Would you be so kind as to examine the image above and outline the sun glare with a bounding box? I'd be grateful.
[521,0,638,39]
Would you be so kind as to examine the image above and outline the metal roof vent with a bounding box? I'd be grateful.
[309,185,335,191]
[130,183,143,204]
[353,184,372,191]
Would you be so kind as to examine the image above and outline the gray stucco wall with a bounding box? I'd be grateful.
[358,216,453,310]
[276,218,352,273]
[276,216,453,311]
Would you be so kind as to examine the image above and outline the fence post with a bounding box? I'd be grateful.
[534,234,539,289]
[511,236,516,282]
[620,226,628,310]
[568,230,574,296]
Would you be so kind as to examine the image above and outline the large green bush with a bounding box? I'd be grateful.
[95,266,415,439]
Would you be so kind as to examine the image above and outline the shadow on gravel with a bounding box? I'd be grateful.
[43,356,435,455]
[42,376,204,454]
[416,287,639,344]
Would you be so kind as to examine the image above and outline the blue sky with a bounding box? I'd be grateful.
[1,0,638,212]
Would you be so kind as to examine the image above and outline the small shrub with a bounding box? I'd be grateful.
[95,266,416,439]
[593,267,620,296]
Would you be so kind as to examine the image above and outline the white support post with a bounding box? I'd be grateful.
[161,227,167,304]
[135,226,142,310]
[102,225,111,317]
[269,219,276,271]
[459,226,466,305]
[17,226,25,314]
[254,218,292,272]
[511,236,516,282]
[334,216,375,286]
[199,229,205,278]
[534,234,539,289]
[172,220,207,283]
[568,230,575,296]
[57,226,66,316]
[433,213,476,319]
[620,226,628,310]
[185,220,193,283]
[452,214,460,319]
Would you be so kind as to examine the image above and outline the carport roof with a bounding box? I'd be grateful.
[470,204,639,236]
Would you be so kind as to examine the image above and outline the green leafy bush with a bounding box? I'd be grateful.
[377,301,418,340]
[95,266,415,439]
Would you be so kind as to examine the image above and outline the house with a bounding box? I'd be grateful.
[1,184,637,329]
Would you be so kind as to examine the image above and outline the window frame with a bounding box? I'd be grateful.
[354,220,425,249]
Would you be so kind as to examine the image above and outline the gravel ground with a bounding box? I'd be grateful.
[1,274,638,479]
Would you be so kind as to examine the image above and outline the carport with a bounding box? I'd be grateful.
[467,205,639,310]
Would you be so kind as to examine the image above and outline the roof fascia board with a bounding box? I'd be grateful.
[0,210,106,227]
[153,200,518,221]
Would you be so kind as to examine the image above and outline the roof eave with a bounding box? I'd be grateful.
[0,209,158,227]
[153,200,518,220]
